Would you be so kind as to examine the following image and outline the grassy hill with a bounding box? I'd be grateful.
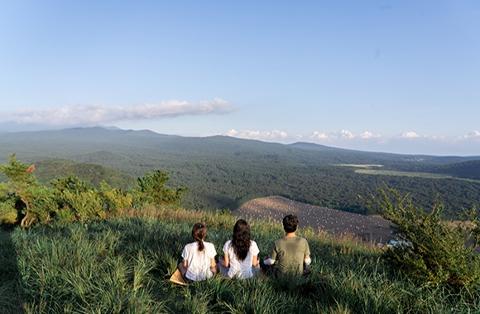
[1,207,478,313]
[1,127,480,215]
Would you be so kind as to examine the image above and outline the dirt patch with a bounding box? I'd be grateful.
[235,196,393,243]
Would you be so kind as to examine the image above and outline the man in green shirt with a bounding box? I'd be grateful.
[264,214,311,276]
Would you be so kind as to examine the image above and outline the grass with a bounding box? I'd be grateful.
[335,164,384,169]
[1,206,479,313]
[355,169,480,183]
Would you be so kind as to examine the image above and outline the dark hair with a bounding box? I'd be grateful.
[231,219,251,261]
[282,215,298,233]
[192,222,207,251]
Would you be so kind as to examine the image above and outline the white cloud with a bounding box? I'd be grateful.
[227,129,480,155]
[400,131,421,139]
[225,129,289,141]
[339,129,355,139]
[310,130,368,141]
[311,131,329,140]
[464,130,480,139]
[2,98,233,125]
[359,131,381,139]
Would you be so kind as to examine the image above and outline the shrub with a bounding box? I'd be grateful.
[26,186,58,226]
[61,190,105,222]
[135,170,185,207]
[378,188,480,290]
[99,181,133,214]
[0,199,17,225]
[0,183,17,225]
[0,155,185,228]
[0,155,54,227]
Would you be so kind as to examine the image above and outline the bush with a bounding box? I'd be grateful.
[378,188,480,290]
[0,199,17,225]
[61,190,105,222]
[0,155,185,228]
[0,155,54,227]
[26,186,58,226]
[99,181,133,215]
[135,170,185,207]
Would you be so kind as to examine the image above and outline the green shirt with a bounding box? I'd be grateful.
[270,236,310,275]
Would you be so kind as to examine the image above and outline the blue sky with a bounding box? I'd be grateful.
[0,1,479,154]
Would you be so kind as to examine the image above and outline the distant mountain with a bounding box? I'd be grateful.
[1,127,479,215]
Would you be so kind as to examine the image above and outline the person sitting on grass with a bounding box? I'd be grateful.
[263,214,311,276]
[178,222,217,282]
[220,219,260,279]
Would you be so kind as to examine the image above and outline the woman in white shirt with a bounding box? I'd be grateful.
[221,219,260,279]
[179,222,217,282]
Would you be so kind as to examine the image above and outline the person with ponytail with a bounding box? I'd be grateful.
[179,222,217,282]
[221,219,260,279]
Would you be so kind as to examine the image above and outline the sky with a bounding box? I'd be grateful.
[0,1,479,155]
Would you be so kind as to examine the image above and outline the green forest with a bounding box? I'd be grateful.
[1,127,479,217]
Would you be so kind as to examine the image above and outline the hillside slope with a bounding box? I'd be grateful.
[236,196,392,243]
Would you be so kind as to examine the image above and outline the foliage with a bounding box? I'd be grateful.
[136,170,185,207]
[0,155,183,228]
[0,198,17,225]
[51,175,93,194]
[0,155,48,228]
[61,190,105,222]
[378,188,480,290]
[99,181,133,214]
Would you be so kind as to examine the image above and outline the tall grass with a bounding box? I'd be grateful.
[1,207,479,313]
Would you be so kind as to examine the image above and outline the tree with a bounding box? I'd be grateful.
[136,170,186,207]
[0,155,56,227]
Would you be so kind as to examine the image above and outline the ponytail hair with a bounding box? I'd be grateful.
[192,222,207,251]
[231,219,251,261]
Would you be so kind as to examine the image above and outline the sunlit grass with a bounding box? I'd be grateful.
[1,207,479,313]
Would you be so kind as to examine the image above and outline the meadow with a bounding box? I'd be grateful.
[1,206,479,314]
[355,169,480,183]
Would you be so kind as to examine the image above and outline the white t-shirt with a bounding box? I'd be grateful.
[182,241,217,281]
[223,240,260,279]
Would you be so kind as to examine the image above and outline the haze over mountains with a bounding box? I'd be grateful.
[1,127,479,215]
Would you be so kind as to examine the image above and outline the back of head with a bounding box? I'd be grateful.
[282,214,298,233]
[232,219,251,261]
[192,222,207,251]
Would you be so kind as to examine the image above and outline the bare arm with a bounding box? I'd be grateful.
[304,240,311,265]
[210,258,217,274]
[252,254,259,267]
[223,254,230,268]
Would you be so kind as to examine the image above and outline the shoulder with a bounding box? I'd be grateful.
[182,242,196,256]
[184,242,196,250]
[223,240,232,251]
[299,237,310,247]
[204,241,215,249]
[250,240,260,253]
[274,238,285,247]
[204,241,217,254]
